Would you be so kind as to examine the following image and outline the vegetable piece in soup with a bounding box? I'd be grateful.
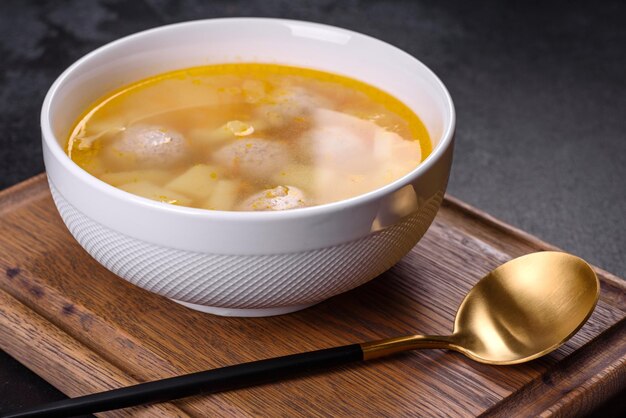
[67,63,431,211]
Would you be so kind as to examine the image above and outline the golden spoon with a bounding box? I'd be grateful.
[5,251,599,418]
[362,251,599,363]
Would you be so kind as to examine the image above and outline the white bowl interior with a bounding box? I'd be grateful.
[43,18,455,256]
[48,18,451,153]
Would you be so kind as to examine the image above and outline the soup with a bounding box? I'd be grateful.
[66,64,431,211]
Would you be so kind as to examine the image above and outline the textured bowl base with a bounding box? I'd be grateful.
[170,299,317,317]
[50,180,444,312]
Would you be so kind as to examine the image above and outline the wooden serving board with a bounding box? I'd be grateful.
[0,174,624,417]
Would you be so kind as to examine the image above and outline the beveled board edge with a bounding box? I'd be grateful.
[480,317,626,417]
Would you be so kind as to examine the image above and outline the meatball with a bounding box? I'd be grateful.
[300,108,375,172]
[240,185,308,211]
[212,138,290,178]
[110,125,189,168]
[254,87,330,129]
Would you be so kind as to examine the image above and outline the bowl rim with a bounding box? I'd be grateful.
[41,17,456,221]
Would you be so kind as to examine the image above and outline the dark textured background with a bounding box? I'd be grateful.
[0,0,624,416]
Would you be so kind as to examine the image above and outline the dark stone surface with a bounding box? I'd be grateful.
[0,0,624,415]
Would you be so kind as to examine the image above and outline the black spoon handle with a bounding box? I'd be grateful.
[3,344,364,418]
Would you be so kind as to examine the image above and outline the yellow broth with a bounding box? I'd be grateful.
[67,63,431,211]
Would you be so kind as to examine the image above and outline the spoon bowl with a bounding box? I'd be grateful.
[451,251,600,364]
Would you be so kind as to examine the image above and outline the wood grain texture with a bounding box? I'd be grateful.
[0,174,624,417]
[0,290,189,418]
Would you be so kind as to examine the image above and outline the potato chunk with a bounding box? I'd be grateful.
[165,164,221,199]
[118,181,191,206]
[201,180,241,211]
[99,169,171,186]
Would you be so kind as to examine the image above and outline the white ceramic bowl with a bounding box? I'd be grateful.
[41,18,455,317]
